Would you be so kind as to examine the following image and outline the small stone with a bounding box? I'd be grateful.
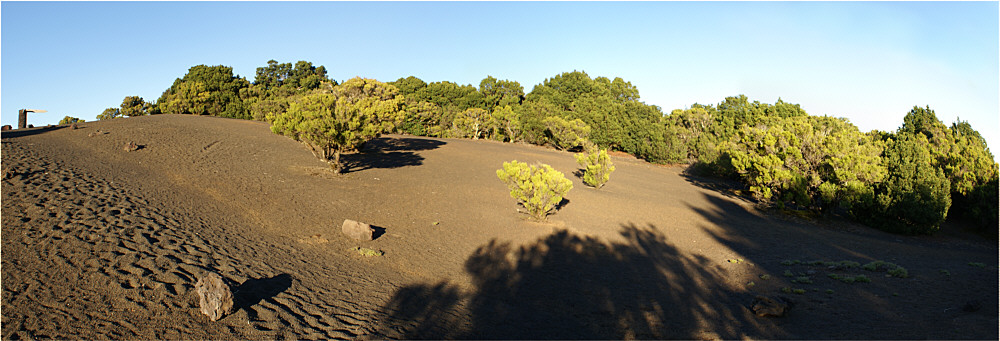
[751,295,789,317]
[124,141,140,152]
[195,272,234,321]
[342,219,374,241]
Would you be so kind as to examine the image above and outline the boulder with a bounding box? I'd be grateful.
[342,219,374,241]
[751,295,789,317]
[195,272,234,321]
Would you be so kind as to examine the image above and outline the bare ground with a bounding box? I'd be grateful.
[1,115,996,339]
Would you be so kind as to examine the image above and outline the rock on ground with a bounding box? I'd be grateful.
[342,219,374,241]
[751,295,789,317]
[195,272,234,321]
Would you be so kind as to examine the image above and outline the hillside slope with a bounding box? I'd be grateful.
[2,115,996,339]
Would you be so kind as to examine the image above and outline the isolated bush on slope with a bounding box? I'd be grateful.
[497,161,573,220]
[268,77,405,173]
[575,145,615,189]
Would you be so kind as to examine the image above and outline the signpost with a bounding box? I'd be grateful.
[17,109,46,129]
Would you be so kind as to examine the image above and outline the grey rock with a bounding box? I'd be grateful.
[342,219,374,241]
[195,272,234,321]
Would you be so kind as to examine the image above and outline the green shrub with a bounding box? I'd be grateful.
[353,247,384,257]
[862,261,908,278]
[59,116,84,125]
[792,276,813,284]
[574,145,616,189]
[496,160,573,220]
[268,77,405,173]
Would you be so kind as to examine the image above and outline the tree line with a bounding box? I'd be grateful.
[85,60,998,235]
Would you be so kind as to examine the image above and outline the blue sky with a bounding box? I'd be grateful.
[3,1,998,156]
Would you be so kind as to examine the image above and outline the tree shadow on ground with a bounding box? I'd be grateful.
[374,224,780,339]
[340,137,445,173]
[363,136,446,152]
[685,192,1000,340]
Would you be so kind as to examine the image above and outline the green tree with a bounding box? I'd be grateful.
[479,76,524,112]
[158,81,211,115]
[857,133,952,234]
[254,59,331,91]
[720,122,807,203]
[496,160,573,221]
[398,100,442,136]
[453,108,491,139]
[491,105,521,142]
[543,116,591,150]
[524,71,665,161]
[97,107,121,120]
[157,64,250,119]
[267,77,405,173]
[515,98,560,145]
[119,96,152,117]
[390,76,428,95]
[943,120,999,230]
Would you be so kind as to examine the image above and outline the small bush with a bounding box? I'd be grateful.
[828,273,871,283]
[59,116,84,125]
[497,160,573,220]
[353,247,384,257]
[792,276,813,284]
[575,145,616,189]
[862,261,908,278]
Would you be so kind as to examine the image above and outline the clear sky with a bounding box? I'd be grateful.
[2,1,998,157]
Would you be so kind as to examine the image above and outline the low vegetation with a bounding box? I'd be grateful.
[496,160,573,221]
[353,247,384,257]
[58,116,84,125]
[575,145,616,189]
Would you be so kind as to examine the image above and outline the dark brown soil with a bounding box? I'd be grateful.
[2,115,996,339]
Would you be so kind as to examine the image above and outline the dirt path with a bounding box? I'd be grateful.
[2,115,996,339]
